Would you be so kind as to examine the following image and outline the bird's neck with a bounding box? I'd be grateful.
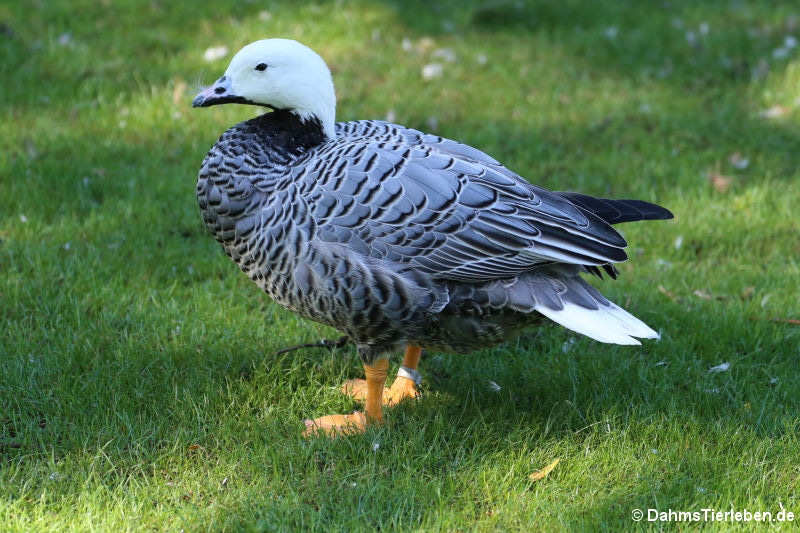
[289,107,336,141]
[249,109,328,154]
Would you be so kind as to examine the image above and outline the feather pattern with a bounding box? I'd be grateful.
[197,111,671,361]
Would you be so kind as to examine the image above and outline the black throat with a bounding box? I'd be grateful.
[244,109,327,156]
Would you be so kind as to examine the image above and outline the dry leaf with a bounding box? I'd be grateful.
[172,80,187,105]
[658,285,677,301]
[708,362,730,373]
[759,105,790,119]
[693,289,713,300]
[769,318,800,325]
[421,63,443,80]
[417,37,436,53]
[728,152,749,169]
[740,286,755,300]
[203,46,228,62]
[529,458,560,481]
[432,48,456,62]
[707,172,733,193]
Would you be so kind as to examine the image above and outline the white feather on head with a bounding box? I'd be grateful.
[225,39,336,139]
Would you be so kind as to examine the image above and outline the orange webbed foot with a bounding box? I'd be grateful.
[302,411,368,438]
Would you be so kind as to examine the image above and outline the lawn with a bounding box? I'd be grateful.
[2,0,799,530]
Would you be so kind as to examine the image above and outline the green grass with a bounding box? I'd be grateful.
[2,0,799,530]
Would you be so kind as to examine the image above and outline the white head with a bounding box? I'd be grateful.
[193,39,337,139]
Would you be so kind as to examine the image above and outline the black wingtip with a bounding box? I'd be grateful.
[557,192,675,224]
[640,203,674,220]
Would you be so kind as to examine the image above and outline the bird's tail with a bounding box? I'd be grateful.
[557,192,674,225]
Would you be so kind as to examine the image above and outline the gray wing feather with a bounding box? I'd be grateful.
[305,121,629,283]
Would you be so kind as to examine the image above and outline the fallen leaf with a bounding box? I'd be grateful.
[421,63,443,80]
[658,285,677,301]
[707,172,733,193]
[693,289,712,300]
[417,37,436,53]
[759,105,789,119]
[172,79,187,105]
[203,46,228,62]
[740,286,755,300]
[529,458,560,481]
[769,318,800,325]
[432,48,456,62]
[728,152,749,169]
[708,362,730,373]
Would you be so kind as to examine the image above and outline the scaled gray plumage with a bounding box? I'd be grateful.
[197,111,672,363]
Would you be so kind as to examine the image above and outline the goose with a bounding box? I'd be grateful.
[192,39,673,437]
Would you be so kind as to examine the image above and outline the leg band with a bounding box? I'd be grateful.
[397,366,422,385]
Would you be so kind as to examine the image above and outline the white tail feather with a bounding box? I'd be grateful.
[536,299,659,345]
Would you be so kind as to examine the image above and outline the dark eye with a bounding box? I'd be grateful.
[255,63,267,71]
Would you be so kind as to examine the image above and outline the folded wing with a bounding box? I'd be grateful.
[305,121,635,283]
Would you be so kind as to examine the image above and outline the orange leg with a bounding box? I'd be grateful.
[342,345,422,406]
[303,358,389,437]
